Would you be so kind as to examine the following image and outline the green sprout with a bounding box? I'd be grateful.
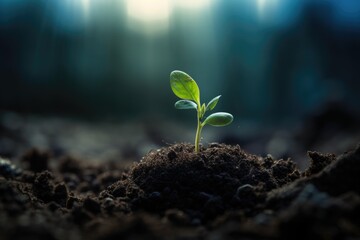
[170,70,233,152]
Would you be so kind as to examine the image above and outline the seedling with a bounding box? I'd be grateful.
[170,70,233,152]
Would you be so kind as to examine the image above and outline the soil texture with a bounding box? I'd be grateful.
[0,143,360,240]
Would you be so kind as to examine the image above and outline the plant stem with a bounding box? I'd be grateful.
[195,110,203,153]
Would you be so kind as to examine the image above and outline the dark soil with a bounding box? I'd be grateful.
[1,143,360,240]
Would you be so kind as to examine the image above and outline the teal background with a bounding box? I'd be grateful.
[0,0,359,124]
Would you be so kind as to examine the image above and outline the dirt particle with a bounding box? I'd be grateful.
[59,156,82,174]
[66,196,79,209]
[21,148,50,172]
[54,183,68,207]
[167,150,177,160]
[33,170,54,203]
[112,185,126,198]
[304,151,336,177]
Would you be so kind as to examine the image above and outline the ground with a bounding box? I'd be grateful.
[0,111,360,239]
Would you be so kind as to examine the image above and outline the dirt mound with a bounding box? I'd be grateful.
[103,143,300,220]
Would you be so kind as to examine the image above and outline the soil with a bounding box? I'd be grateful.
[0,141,360,240]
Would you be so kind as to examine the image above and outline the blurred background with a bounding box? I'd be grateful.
[0,0,360,168]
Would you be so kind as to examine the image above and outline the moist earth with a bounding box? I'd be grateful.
[0,143,360,240]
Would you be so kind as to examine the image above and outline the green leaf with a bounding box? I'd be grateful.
[200,103,206,118]
[206,95,221,111]
[170,70,200,104]
[174,100,197,110]
[203,112,233,127]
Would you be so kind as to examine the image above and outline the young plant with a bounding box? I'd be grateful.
[170,70,233,152]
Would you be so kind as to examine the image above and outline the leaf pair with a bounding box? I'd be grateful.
[170,70,233,127]
[174,96,221,112]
